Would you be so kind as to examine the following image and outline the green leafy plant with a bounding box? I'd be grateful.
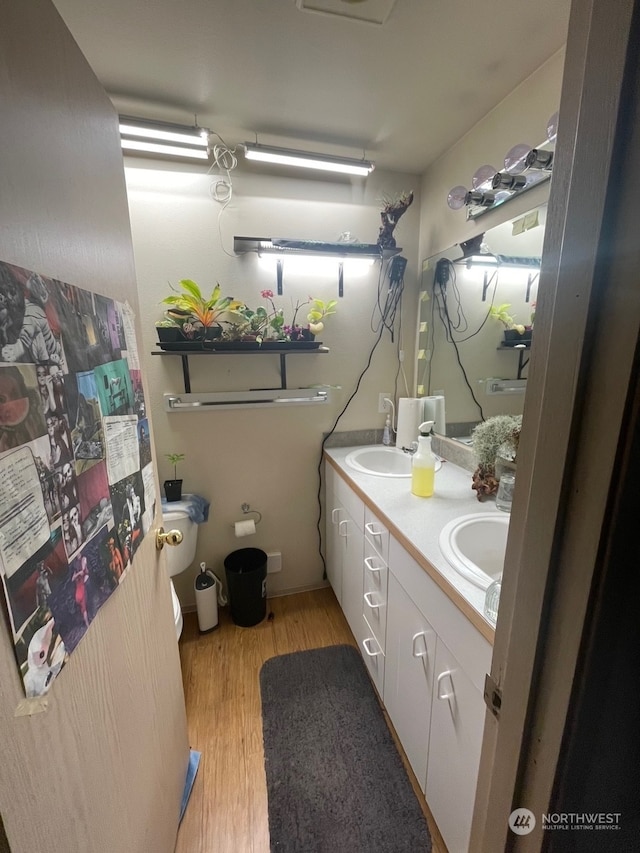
[489,303,525,335]
[471,415,522,500]
[165,452,185,480]
[307,298,337,335]
[161,280,242,330]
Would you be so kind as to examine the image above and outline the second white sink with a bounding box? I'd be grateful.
[439,512,509,589]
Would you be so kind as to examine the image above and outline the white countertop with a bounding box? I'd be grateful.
[325,446,500,640]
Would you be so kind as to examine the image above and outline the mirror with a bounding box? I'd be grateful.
[417,204,546,437]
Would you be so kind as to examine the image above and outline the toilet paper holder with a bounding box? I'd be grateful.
[230,503,262,528]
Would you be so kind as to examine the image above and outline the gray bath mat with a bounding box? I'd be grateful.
[260,644,432,852]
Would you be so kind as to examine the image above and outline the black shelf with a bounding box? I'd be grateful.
[152,346,329,393]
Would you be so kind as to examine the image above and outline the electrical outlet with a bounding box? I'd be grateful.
[378,393,392,414]
[267,551,282,574]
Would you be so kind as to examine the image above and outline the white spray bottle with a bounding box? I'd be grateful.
[411,421,435,497]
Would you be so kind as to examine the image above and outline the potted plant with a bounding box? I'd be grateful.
[489,303,532,345]
[161,280,241,341]
[155,318,183,343]
[164,452,185,502]
[470,415,521,500]
[306,297,337,336]
[250,290,337,343]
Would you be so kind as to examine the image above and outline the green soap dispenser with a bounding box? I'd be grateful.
[411,420,435,497]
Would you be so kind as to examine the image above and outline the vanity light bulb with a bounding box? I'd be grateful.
[504,143,532,175]
[546,111,559,142]
[447,185,469,210]
[472,164,498,190]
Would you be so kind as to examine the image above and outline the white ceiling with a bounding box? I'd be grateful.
[53,0,571,175]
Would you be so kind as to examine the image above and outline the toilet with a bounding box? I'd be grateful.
[161,506,198,639]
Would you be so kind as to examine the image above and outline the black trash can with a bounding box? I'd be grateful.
[223,548,268,627]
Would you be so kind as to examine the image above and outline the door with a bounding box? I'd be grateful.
[383,571,435,794]
[0,4,189,852]
[473,1,640,849]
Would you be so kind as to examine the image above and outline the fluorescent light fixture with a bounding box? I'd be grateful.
[258,255,374,276]
[119,116,210,161]
[243,142,375,176]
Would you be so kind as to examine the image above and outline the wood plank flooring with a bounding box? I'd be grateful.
[175,588,447,853]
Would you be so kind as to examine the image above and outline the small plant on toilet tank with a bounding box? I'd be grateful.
[164,452,185,502]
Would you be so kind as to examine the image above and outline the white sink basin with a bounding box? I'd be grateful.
[345,446,442,478]
[439,512,509,590]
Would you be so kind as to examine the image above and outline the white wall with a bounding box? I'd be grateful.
[418,49,565,424]
[126,165,421,605]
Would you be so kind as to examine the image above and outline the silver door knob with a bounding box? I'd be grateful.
[155,527,184,550]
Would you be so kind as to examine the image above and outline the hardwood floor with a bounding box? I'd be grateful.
[175,588,447,853]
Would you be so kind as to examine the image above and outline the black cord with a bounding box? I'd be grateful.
[317,265,403,578]
[433,260,486,421]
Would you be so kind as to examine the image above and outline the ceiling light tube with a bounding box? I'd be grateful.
[119,116,210,160]
[243,142,374,176]
[120,139,209,160]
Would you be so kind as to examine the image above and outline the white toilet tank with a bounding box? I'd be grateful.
[161,507,198,577]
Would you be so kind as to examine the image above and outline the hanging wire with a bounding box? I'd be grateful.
[206,131,238,257]
[433,259,486,420]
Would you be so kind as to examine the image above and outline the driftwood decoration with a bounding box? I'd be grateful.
[377,191,414,249]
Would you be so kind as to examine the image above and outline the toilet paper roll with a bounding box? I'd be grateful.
[396,397,423,450]
[234,519,256,537]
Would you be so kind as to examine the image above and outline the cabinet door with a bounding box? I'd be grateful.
[426,638,487,853]
[384,572,436,793]
[325,486,343,604]
[340,509,365,648]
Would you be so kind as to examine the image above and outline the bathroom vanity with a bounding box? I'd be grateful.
[324,448,496,853]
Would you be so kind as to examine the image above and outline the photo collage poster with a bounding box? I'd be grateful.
[0,260,154,698]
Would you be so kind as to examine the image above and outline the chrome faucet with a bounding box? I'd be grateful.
[401,441,418,455]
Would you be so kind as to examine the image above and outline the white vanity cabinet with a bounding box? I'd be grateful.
[388,537,491,853]
[324,460,492,853]
[325,465,365,648]
[383,571,436,795]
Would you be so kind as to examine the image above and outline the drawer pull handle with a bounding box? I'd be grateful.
[412,631,428,659]
[364,556,382,573]
[436,670,455,701]
[338,519,349,538]
[331,508,342,524]
[362,637,382,657]
[365,522,383,538]
[364,591,383,609]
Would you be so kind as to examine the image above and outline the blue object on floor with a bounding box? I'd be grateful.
[180,749,201,823]
[162,494,210,524]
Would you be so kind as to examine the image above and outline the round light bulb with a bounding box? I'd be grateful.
[447,185,468,210]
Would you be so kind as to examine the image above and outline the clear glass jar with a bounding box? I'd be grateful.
[484,580,501,624]
[496,472,516,512]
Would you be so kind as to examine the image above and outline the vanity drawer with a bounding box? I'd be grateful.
[364,507,389,562]
[363,542,388,648]
[360,621,385,697]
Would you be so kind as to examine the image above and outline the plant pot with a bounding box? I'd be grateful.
[201,325,223,341]
[503,328,532,346]
[164,479,183,502]
[156,326,183,343]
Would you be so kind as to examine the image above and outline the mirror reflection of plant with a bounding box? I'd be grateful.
[489,303,526,334]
